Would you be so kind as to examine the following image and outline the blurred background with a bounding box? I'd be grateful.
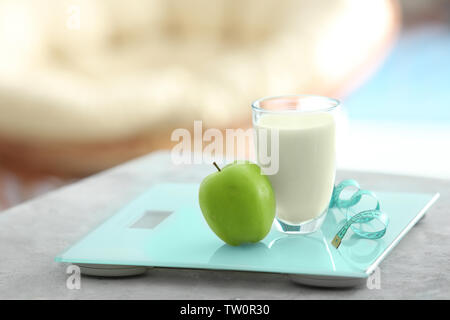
[0,0,448,211]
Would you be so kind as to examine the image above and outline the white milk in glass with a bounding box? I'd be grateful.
[256,112,336,225]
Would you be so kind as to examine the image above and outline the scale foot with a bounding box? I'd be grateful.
[77,264,150,277]
[288,274,366,288]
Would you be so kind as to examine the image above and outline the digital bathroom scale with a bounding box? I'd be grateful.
[56,183,439,287]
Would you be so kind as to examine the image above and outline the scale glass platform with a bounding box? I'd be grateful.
[56,183,439,287]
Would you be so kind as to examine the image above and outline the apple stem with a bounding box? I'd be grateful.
[213,162,221,172]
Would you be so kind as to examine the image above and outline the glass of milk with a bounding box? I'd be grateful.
[252,95,340,234]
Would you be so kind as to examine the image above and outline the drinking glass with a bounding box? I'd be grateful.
[252,94,340,234]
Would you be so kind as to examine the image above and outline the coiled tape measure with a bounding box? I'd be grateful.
[330,180,389,249]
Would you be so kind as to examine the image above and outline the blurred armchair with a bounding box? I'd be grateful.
[0,0,399,209]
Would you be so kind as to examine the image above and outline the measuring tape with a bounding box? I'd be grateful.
[330,180,389,249]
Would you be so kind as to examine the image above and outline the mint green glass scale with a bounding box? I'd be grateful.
[56,183,439,283]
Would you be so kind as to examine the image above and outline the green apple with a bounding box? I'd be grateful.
[199,161,276,246]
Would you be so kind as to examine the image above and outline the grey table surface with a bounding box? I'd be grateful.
[0,151,449,299]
